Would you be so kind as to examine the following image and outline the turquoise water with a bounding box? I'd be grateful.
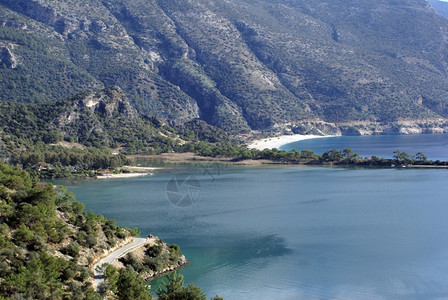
[280,134,448,160]
[57,163,448,299]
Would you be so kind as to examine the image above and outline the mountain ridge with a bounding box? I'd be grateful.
[1,0,448,133]
[429,0,448,18]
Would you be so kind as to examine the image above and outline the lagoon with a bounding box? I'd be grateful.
[280,134,448,161]
[58,162,448,299]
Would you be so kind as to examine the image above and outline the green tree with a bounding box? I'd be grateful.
[413,152,427,163]
[62,241,80,258]
[393,150,412,164]
[158,272,184,300]
[158,271,207,300]
[322,148,343,161]
[12,224,34,246]
[301,149,317,160]
[116,268,152,300]
[342,148,360,162]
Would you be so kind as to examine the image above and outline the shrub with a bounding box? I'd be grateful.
[146,244,163,257]
[143,256,163,272]
[62,242,80,258]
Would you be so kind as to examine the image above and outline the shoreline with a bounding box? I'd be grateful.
[96,173,151,179]
[92,236,188,291]
[95,166,163,179]
[247,134,337,150]
[125,152,448,169]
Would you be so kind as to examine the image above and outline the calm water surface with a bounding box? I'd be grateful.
[57,163,448,299]
[280,134,448,160]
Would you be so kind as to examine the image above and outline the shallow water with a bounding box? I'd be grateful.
[57,163,448,299]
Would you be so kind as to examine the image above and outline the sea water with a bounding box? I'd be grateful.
[56,135,448,299]
[280,134,448,161]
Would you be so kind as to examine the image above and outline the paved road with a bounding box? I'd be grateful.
[93,237,148,290]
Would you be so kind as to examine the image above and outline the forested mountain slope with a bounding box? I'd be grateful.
[1,0,448,132]
[0,86,231,160]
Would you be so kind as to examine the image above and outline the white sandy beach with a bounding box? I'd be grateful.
[96,173,151,179]
[96,166,164,179]
[121,166,163,171]
[248,134,337,150]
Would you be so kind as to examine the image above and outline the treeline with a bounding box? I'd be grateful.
[180,142,447,166]
[7,146,130,179]
[5,137,445,180]
[98,265,221,300]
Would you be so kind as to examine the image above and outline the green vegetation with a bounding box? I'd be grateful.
[13,146,131,179]
[1,85,443,177]
[118,241,185,277]
[0,162,205,299]
[0,87,235,178]
[0,163,102,299]
[182,142,447,167]
[0,25,98,104]
[99,264,153,299]
[157,271,219,300]
[0,87,165,151]
[98,264,218,300]
[116,267,152,300]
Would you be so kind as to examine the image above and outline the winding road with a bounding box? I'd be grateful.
[92,237,149,290]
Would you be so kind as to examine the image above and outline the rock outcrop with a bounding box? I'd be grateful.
[0,44,17,69]
[289,119,448,136]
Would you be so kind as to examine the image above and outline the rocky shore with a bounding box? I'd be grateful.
[268,119,448,137]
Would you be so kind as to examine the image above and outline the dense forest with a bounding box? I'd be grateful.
[0,87,230,153]
[0,87,237,177]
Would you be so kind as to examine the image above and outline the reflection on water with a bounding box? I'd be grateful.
[182,234,292,263]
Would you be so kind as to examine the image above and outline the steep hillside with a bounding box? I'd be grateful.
[0,87,163,155]
[429,0,448,18]
[0,163,173,299]
[1,0,448,132]
[0,162,219,300]
[0,86,231,156]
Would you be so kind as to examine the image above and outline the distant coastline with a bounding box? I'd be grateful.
[247,134,337,150]
[127,134,448,169]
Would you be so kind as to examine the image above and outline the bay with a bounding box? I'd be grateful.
[57,163,448,299]
[280,134,448,161]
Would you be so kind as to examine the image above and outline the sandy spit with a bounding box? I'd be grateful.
[247,134,337,150]
[96,173,151,179]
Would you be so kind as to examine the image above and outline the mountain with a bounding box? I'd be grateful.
[1,0,448,133]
